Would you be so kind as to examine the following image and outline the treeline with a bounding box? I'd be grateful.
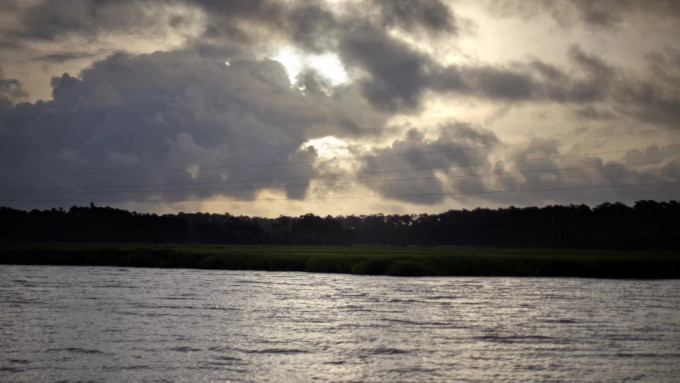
[1,200,678,249]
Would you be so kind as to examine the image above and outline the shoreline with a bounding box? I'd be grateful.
[1,243,679,279]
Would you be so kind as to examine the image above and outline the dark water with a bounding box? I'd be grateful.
[1,266,679,382]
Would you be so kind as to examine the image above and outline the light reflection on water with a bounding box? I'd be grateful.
[1,265,679,382]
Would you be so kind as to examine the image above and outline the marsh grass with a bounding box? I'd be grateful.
[1,243,678,278]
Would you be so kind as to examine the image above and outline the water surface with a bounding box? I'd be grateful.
[1,265,679,382]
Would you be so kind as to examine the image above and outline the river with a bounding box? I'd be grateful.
[1,265,679,382]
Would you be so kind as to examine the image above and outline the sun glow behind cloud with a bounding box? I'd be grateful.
[303,136,351,159]
[0,0,678,217]
[272,47,348,86]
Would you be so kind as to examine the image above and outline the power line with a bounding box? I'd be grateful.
[0,159,673,196]
[2,144,678,193]
[2,127,676,177]
[1,181,677,204]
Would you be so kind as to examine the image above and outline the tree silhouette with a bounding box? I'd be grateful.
[0,200,678,249]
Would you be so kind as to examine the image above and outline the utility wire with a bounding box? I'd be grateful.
[2,127,676,177]
[2,144,678,193]
[0,159,673,196]
[1,181,677,204]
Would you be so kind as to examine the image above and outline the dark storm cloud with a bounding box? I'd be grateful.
[488,0,680,29]
[413,43,625,106]
[287,2,339,53]
[473,47,615,105]
[338,23,432,112]
[461,139,680,207]
[0,0,677,212]
[12,0,168,41]
[2,0,677,122]
[356,117,679,206]
[645,49,680,73]
[295,69,333,96]
[375,0,456,34]
[0,67,28,117]
[289,0,529,112]
[617,84,680,128]
[183,0,457,112]
[569,46,612,78]
[279,0,457,54]
[0,46,386,207]
[315,1,455,112]
[423,45,680,131]
[0,0,571,114]
[564,46,614,102]
[184,0,285,43]
[574,106,616,121]
[185,0,284,21]
[429,59,576,103]
[464,66,535,100]
[33,51,98,63]
[357,123,500,204]
[191,0,456,112]
[0,67,28,104]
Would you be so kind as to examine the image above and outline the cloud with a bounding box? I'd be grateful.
[1,0,678,123]
[10,0,164,41]
[0,66,27,111]
[464,66,535,100]
[287,2,339,53]
[351,119,680,207]
[487,0,680,29]
[191,0,456,113]
[465,139,680,207]
[338,23,433,112]
[423,45,680,132]
[0,0,206,68]
[357,123,500,204]
[2,0,454,113]
[3,1,634,116]
[615,75,680,128]
[32,51,98,63]
[375,0,456,35]
[0,0,677,214]
[574,106,616,120]
[184,0,286,45]
[0,45,386,208]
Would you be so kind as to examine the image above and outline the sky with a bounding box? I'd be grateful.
[0,0,678,217]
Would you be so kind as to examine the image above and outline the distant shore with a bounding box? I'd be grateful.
[1,243,679,279]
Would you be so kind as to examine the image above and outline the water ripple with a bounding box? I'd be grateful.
[1,265,679,382]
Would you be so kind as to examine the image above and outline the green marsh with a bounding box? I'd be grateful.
[1,243,679,279]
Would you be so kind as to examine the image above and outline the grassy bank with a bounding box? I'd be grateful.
[1,243,679,279]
